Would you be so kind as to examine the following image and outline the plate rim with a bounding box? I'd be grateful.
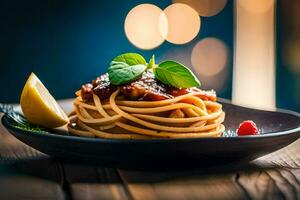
[2,105,300,144]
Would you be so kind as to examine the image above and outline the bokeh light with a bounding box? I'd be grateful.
[191,38,228,92]
[191,37,228,77]
[124,4,167,49]
[163,3,201,44]
[239,0,274,13]
[161,38,229,92]
[194,67,228,92]
[234,0,275,110]
[173,0,227,17]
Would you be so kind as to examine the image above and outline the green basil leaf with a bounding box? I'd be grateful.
[113,53,146,66]
[108,61,146,85]
[147,54,155,69]
[154,60,201,88]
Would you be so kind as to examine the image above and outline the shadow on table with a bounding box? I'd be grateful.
[0,156,281,184]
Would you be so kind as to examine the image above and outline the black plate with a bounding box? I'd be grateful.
[2,100,300,169]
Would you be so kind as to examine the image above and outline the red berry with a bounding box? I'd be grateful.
[237,120,259,136]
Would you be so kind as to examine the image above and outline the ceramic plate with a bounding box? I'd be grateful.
[2,99,300,169]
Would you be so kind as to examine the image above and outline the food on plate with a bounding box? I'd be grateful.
[236,120,259,136]
[68,53,225,139]
[20,73,69,128]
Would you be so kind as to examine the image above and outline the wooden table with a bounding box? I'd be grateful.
[0,104,300,200]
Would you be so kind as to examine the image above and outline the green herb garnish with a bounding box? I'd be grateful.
[108,53,147,85]
[112,53,146,66]
[147,54,156,69]
[108,61,146,85]
[154,60,200,88]
[108,53,201,88]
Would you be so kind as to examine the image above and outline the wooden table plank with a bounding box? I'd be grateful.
[255,139,300,168]
[62,164,130,200]
[117,170,244,200]
[71,183,129,200]
[0,114,66,199]
[118,139,300,200]
[0,175,65,200]
[236,169,300,200]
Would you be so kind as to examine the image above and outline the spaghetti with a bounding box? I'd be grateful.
[68,88,225,139]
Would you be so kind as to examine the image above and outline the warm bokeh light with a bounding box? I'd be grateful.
[233,0,275,110]
[191,37,228,77]
[191,38,228,92]
[124,4,167,49]
[163,3,201,44]
[161,44,228,92]
[194,68,228,92]
[239,0,274,13]
[173,0,227,16]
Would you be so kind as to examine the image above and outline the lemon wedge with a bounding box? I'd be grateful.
[20,73,69,128]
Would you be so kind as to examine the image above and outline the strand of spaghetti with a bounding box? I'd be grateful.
[189,120,207,127]
[180,96,207,112]
[161,125,225,138]
[75,105,121,125]
[75,96,221,114]
[79,105,93,119]
[118,103,207,116]
[110,90,222,133]
[208,112,225,124]
[102,104,111,110]
[78,105,117,130]
[74,98,98,111]
[98,124,116,130]
[116,122,224,138]
[132,109,222,123]
[93,94,110,118]
[68,116,95,137]
[76,120,149,139]
[182,108,200,117]
[75,98,112,111]
[92,94,118,130]
[204,101,222,109]
[67,125,95,138]
[116,91,214,107]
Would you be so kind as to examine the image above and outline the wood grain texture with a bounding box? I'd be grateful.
[71,183,128,200]
[118,170,244,200]
[0,114,66,199]
[63,164,129,200]
[0,175,65,200]
[255,139,300,168]
[236,169,300,200]
[117,139,300,200]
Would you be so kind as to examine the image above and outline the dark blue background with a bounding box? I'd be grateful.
[0,0,298,112]
[0,0,233,103]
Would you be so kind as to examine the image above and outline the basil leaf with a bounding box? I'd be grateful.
[147,54,155,69]
[113,53,146,66]
[154,60,201,88]
[108,61,146,85]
